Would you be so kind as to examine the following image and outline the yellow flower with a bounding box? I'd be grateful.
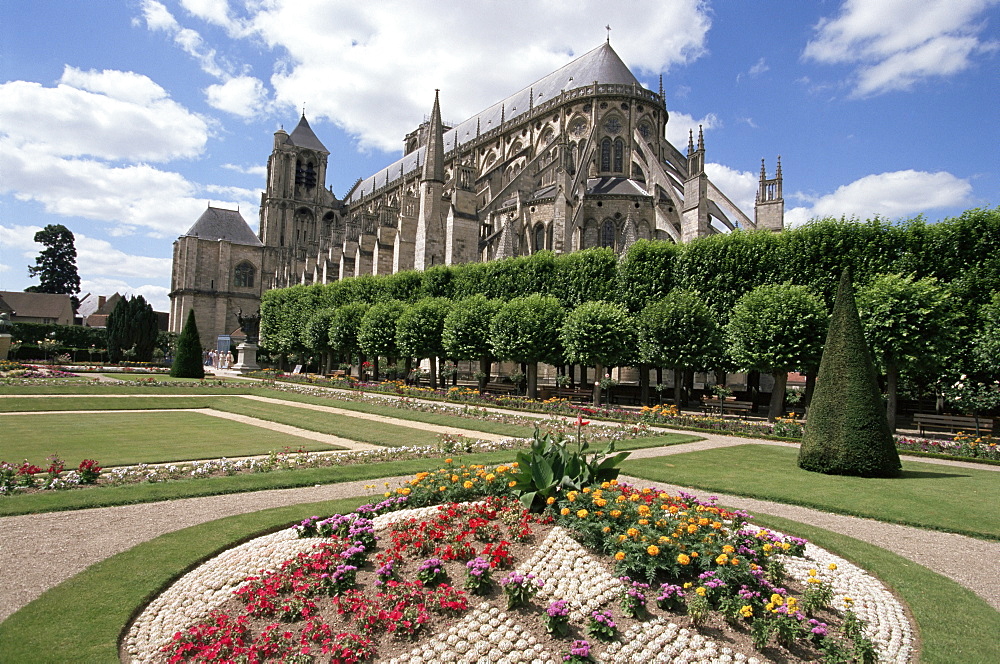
[577,509,589,519]
[677,553,691,565]
[715,553,729,565]
[638,519,649,526]
[828,563,838,571]
[546,496,556,505]
[683,582,692,589]
[603,526,611,533]
[444,458,453,464]
[808,568,817,577]
[691,552,698,558]
[610,509,622,518]
[594,498,608,508]
[614,551,626,561]
[560,507,571,516]
[583,487,592,493]
[740,605,753,618]
[687,525,698,534]
[626,527,640,538]
[451,474,459,482]
[770,593,784,606]
[496,465,509,473]
[485,473,495,482]
[763,543,773,553]
[722,545,735,554]
[463,480,474,489]
[658,536,670,544]
[439,486,447,492]
[567,491,578,502]
[617,534,627,542]
[695,586,706,596]
[637,505,651,516]
[731,558,740,566]
[629,494,641,502]
[383,491,391,498]
[843,597,854,608]
[647,545,660,556]
[508,480,517,487]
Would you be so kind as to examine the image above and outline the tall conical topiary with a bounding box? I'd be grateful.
[170,309,205,379]
[798,269,901,477]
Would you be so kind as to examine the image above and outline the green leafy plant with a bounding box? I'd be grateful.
[508,426,629,511]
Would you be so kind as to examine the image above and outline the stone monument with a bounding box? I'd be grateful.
[231,308,261,373]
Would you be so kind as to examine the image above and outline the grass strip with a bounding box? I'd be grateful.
[0,496,370,663]
[0,396,218,412]
[0,451,517,517]
[0,411,340,467]
[744,514,1000,664]
[622,444,1000,540]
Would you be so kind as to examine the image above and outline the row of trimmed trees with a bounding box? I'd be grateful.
[262,209,1000,424]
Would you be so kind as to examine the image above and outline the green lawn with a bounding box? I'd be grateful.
[0,396,218,411]
[622,444,1000,540]
[0,411,340,467]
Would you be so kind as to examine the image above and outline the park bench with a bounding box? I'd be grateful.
[484,382,520,396]
[552,387,591,403]
[701,397,754,418]
[912,413,993,436]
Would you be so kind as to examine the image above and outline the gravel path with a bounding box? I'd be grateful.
[1,391,998,627]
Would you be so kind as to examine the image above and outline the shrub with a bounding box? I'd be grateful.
[170,310,205,379]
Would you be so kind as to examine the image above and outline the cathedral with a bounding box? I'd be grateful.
[169,42,784,347]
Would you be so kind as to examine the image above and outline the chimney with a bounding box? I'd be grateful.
[98,296,106,310]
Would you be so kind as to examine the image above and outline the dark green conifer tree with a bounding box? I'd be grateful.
[170,309,205,379]
[798,269,901,477]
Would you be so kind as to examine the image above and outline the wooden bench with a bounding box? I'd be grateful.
[552,387,591,403]
[484,382,520,396]
[912,413,993,436]
[701,397,754,418]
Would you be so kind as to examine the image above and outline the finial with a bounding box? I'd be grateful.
[500,104,505,126]
[760,158,767,179]
[776,155,782,177]
[658,74,664,101]
[687,129,694,155]
[476,117,481,137]
[301,103,306,118]
[606,24,611,43]
[529,87,534,110]
[697,125,704,151]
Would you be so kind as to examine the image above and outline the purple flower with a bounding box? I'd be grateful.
[547,599,570,618]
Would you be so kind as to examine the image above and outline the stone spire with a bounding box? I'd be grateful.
[621,212,638,252]
[422,90,445,183]
[697,125,705,151]
[494,217,516,260]
[687,129,695,156]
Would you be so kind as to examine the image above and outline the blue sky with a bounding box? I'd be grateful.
[1,0,997,313]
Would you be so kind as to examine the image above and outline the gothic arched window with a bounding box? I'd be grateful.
[601,219,616,249]
[600,138,612,172]
[234,262,255,288]
[534,223,546,252]
[613,138,624,173]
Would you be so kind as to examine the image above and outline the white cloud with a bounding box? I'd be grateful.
[180,0,235,30]
[665,112,720,150]
[785,170,973,226]
[0,69,208,162]
[81,278,172,313]
[75,234,173,281]
[804,0,1000,96]
[222,163,267,178]
[140,0,227,78]
[705,163,759,218]
[748,57,769,76]
[235,0,711,151]
[205,76,269,118]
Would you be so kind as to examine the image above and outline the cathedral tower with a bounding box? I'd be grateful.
[413,91,447,270]
[755,157,784,232]
[681,126,709,242]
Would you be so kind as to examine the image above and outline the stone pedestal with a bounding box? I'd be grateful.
[232,342,260,373]
[0,334,11,361]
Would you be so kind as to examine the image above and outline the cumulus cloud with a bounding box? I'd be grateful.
[705,163,759,220]
[81,278,173,312]
[230,0,712,151]
[785,170,973,226]
[0,68,208,162]
[205,75,270,118]
[804,0,1000,96]
[222,163,267,178]
[75,234,173,280]
[139,0,227,78]
[665,112,720,151]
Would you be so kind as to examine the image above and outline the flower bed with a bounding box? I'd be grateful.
[125,464,913,664]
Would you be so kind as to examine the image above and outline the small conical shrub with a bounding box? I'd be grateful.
[798,269,901,477]
[170,309,205,379]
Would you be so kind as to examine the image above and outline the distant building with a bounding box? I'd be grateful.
[0,291,75,326]
[170,42,784,346]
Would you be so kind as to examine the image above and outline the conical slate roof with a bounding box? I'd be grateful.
[422,90,445,183]
[286,114,329,153]
[183,207,263,247]
[347,42,643,203]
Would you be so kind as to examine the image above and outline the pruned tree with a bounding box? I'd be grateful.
[560,301,635,406]
[302,308,336,374]
[489,294,564,399]
[170,309,205,379]
[856,273,956,431]
[396,297,451,389]
[638,290,723,407]
[726,284,828,421]
[26,224,82,311]
[799,269,901,477]
[328,302,370,374]
[358,300,407,380]
[443,295,501,393]
[106,295,159,363]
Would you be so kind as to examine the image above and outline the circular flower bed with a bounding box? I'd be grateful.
[124,466,913,664]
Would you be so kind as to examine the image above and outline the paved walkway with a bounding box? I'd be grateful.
[1,386,998,625]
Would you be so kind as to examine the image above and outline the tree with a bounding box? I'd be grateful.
[490,294,564,399]
[358,300,407,380]
[726,284,828,421]
[798,270,901,478]
[443,295,501,393]
[973,294,1000,380]
[856,273,956,432]
[170,310,205,379]
[396,297,451,389]
[616,240,680,314]
[26,224,82,311]
[106,295,159,363]
[302,308,336,374]
[560,301,635,406]
[638,290,723,407]
[328,302,370,373]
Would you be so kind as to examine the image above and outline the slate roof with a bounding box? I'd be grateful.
[182,207,264,247]
[285,114,329,153]
[347,42,644,204]
[586,177,649,196]
[0,291,74,321]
